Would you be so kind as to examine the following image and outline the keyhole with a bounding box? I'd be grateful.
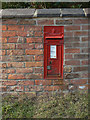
[50,61,52,64]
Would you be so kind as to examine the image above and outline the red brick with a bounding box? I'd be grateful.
[82,37,88,42]
[74,31,88,36]
[16,31,27,37]
[8,37,17,43]
[1,86,7,92]
[18,80,34,86]
[8,74,25,80]
[81,60,88,65]
[25,62,43,67]
[81,48,88,53]
[2,63,7,68]
[25,49,43,55]
[65,48,80,53]
[70,79,88,85]
[7,50,24,55]
[35,44,43,49]
[74,54,88,59]
[25,74,42,79]
[2,50,6,55]
[81,73,88,78]
[2,19,17,24]
[29,86,43,92]
[25,26,42,31]
[2,38,7,43]
[64,32,73,37]
[8,25,24,31]
[56,19,73,24]
[7,62,24,68]
[18,19,36,25]
[65,54,73,59]
[82,25,88,30]
[65,60,80,65]
[2,25,7,31]
[65,26,80,31]
[34,31,43,37]
[2,31,16,37]
[26,38,42,43]
[44,86,61,91]
[38,19,54,25]
[73,67,88,72]
[2,74,7,79]
[2,81,17,86]
[34,68,43,73]
[2,44,15,49]
[2,69,15,74]
[16,68,33,73]
[74,19,88,24]
[34,55,43,61]
[16,44,34,49]
[35,80,52,85]
[53,80,63,85]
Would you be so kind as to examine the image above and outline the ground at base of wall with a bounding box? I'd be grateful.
[2,91,88,119]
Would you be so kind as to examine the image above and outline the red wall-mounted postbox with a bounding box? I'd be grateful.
[44,26,64,79]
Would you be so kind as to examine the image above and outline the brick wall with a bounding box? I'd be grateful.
[1,12,89,95]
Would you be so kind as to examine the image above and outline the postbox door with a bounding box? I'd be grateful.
[47,44,62,77]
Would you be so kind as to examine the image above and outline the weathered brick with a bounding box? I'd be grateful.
[2,81,17,86]
[81,73,88,78]
[37,19,54,25]
[2,19,18,24]
[74,19,88,24]
[7,50,24,55]
[7,62,24,68]
[82,37,88,42]
[29,86,43,92]
[82,25,88,30]
[25,62,43,67]
[56,19,73,24]
[25,26,42,31]
[81,60,88,65]
[2,50,6,55]
[1,86,7,92]
[65,60,80,65]
[8,37,17,43]
[53,80,63,85]
[18,19,36,25]
[65,25,80,31]
[64,32,73,37]
[25,74,42,79]
[34,68,43,73]
[2,63,7,68]
[26,49,43,55]
[64,66,72,72]
[8,74,25,80]
[18,80,34,86]
[26,38,42,43]
[44,86,61,91]
[70,79,88,85]
[17,31,27,37]
[17,36,25,43]
[2,38,7,43]
[65,54,73,59]
[35,44,43,49]
[35,80,52,85]
[2,25,7,31]
[64,37,80,43]
[34,55,43,61]
[74,31,88,36]
[64,73,80,79]
[34,31,43,37]
[2,44,15,49]
[73,67,88,72]
[16,44,34,49]
[2,69,15,74]
[2,74,8,79]
[81,48,88,53]
[8,25,24,31]
[65,48,80,53]
[74,54,88,59]
[16,68,33,73]
[2,31,16,37]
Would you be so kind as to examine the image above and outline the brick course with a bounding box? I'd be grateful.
[1,14,89,94]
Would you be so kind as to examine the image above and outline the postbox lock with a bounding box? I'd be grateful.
[47,66,51,70]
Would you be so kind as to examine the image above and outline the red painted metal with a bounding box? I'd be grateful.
[44,26,64,79]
